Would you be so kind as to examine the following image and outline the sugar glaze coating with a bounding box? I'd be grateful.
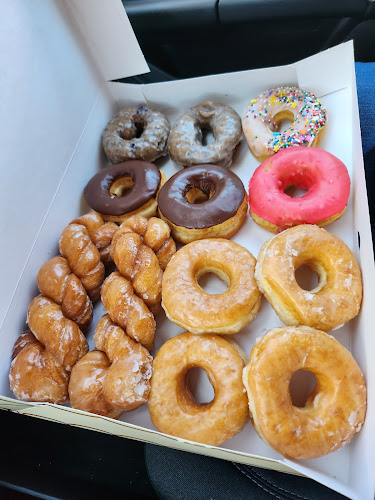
[243,326,366,459]
[168,101,242,168]
[148,332,249,446]
[255,225,362,331]
[103,106,170,164]
[162,238,261,334]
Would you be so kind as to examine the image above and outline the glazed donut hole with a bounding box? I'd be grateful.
[294,260,327,292]
[287,368,336,414]
[288,369,317,408]
[178,366,216,408]
[196,267,230,295]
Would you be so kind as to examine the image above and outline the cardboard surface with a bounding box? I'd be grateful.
[0,2,374,499]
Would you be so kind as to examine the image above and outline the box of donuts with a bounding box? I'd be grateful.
[2,1,374,499]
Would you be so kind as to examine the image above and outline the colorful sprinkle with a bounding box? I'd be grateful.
[244,87,327,154]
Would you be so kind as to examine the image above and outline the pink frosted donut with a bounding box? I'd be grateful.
[248,146,350,232]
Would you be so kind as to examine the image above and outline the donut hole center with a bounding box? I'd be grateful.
[120,120,144,140]
[270,110,295,133]
[289,369,317,408]
[134,120,145,138]
[284,184,308,198]
[200,126,215,146]
[196,269,230,295]
[185,186,213,204]
[295,264,320,291]
[109,176,134,198]
[185,367,215,405]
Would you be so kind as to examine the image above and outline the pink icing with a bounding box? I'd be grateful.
[248,146,350,229]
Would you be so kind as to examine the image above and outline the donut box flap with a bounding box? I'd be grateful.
[62,0,149,81]
[0,3,374,498]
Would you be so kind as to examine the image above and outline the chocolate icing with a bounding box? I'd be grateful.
[157,165,245,229]
[84,161,161,216]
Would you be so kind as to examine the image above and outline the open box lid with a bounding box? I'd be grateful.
[1,3,375,499]
[0,0,147,328]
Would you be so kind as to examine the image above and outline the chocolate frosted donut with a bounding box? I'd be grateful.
[158,165,247,243]
[102,106,170,164]
[168,101,242,168]
[84,161,163,222]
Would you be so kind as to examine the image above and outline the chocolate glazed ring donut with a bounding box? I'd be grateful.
[157,165,247,243]
[102,106,170,164]
[168,101,243,168]
[84,161,165,222]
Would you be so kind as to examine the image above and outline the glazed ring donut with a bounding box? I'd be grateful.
[84,161,166,222]
[148,332,249,446]
[243,326,367,459]
[255,225,362,331]
[248,146,350,232]
[162,239,261,334]
[157,164,247,243]
[242,87,327,162]
[168,101,242,168]
[102,106,170,164]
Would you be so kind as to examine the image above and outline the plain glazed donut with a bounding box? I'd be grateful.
[248,146,351,232]
[148,332,249,446]
[243,326,366,459]
[255,225,362,331]
[168,101,242,168]
[157,164,247,243]
[102,106,170,164]
[242,87,327,162]
[162,239,261,334]
[84,161,165,222]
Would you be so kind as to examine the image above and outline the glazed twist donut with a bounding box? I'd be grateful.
[9,296,88,403]
[68,350,122,418]
[69,315,153,416]
[113,215,176,270]
[110,229,163,315]
[9,213,110,403]
[95,315,153,409]
[59,223,105,302]
[37,256,93,331]
[101,272,155,351]
[71,212,118,265]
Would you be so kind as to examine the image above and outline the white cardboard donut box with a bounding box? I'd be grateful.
[1,1,374,499]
